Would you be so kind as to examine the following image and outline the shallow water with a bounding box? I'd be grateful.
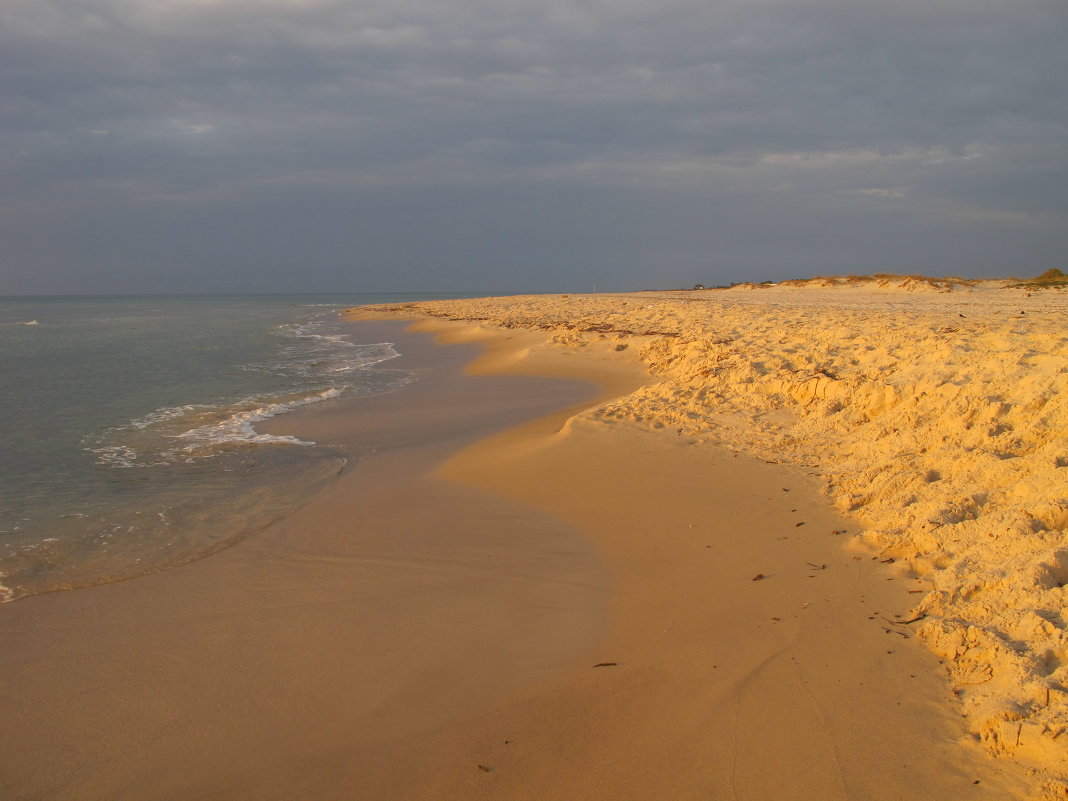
[0,293,475,601]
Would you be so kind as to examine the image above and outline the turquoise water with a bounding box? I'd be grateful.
[0,294,471,602]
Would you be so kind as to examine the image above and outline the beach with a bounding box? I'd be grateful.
[355,276,1067,797]
[0,320,614,799]
[1,281,1064,799]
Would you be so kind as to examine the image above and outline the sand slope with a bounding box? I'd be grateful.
[360,279,1068,793]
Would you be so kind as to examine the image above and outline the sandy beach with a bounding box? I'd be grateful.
[2,280,1064,799]
[6,0,1065,794]
[351,276,1066,797]
[1,322,610,799]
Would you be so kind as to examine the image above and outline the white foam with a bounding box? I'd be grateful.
[273,317,401,377]
[168,387,343,454]
[326,345,401,373]
[128,404,212,430]
[85,322,406,469]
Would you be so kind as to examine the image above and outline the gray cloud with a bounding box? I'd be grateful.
[1,0,1065,293]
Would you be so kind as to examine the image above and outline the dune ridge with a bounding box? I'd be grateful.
[361,277,1068,791]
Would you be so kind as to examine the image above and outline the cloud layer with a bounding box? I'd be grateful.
[2,0,1066,292]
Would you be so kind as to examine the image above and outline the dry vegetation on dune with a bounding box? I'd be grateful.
[696,270,1068,294]
[1011,269,1068,290]
[717,272,1041,293]
[778,273,982,291]
[360,274,1068,795]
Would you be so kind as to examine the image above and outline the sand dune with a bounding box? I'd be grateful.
[359,277,1068,791]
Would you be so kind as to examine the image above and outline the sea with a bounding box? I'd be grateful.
[0,293,477,603]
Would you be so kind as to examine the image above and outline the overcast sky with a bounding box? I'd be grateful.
[2,0,1066,294]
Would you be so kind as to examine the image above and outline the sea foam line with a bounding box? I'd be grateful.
[169,388,342,451]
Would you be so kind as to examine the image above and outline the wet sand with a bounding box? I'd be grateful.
[0,321,609,800]
[0,316,1039,799]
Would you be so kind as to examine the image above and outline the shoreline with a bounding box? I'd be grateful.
[0,320,612,800]
[0,297,413,605]
[418,418,1033,799]
[0,304,1056,798]
[352,282,1067,798]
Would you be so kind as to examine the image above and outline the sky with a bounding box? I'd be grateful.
[2,0,1066,294]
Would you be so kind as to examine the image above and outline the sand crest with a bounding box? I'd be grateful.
[355,278,1068,794]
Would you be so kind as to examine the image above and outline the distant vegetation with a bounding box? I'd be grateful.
[680,269,1068,292]
[717,273,977,292]
[1010,268,1068,289]
[784,273,976,290]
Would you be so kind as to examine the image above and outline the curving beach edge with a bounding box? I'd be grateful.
[350,274,1068,798]
[2,284,1063,800]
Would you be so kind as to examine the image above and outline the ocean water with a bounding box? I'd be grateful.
[0,294,472,602]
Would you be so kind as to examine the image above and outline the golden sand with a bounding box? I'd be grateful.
[355,277,1068,795]
[3,292,1063,799]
